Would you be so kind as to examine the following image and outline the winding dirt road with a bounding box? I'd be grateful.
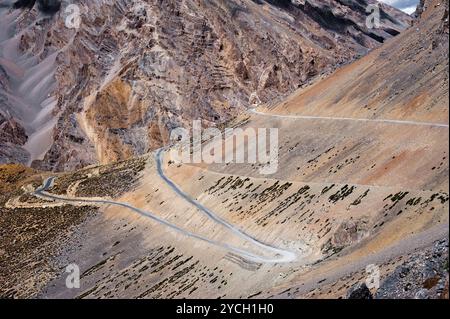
[156,149,296,263]
[34,162,296,264]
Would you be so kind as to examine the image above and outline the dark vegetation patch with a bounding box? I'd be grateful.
[0,205,98,298]
[349,189,370,208]
[50,157,146,198]
[329,185,356,203]
[75,245,229,299]
[0,164,40,206]
[374,191,449,230]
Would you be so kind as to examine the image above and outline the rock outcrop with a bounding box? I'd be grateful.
[0,113,29,165]
[375,239,449,299]
[345,239,448,299]
[347,283,373,299]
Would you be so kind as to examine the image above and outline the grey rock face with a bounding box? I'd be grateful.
[1,0,412,171]
[346,283,373,299]
[375,239,449,299]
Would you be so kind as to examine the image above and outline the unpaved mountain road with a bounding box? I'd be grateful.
[155,146,448,297]
[156,149,297,263]
[30,105,448,290]
[245,107,449,296]
[250,109,450,128]
[33,168,296,264]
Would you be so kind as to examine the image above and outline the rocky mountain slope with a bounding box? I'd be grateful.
[264,0,449,124]
[0,0,411,170]
[0,0,447,299]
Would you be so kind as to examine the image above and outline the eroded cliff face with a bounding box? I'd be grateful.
[0,0,412,171]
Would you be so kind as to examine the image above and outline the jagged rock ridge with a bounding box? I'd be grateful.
[0,0,411,170]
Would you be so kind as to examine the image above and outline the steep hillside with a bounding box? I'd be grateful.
[264,0,449,124]
[0,0,447,300]
[0,0,411,170]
